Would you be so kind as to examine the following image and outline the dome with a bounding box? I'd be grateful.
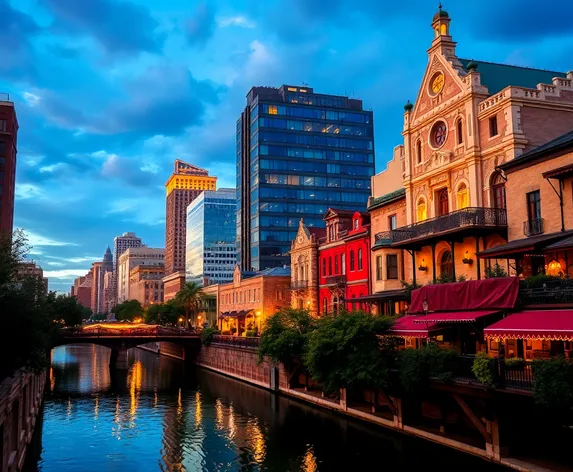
[404,101,414,112]
[433,5,449,21]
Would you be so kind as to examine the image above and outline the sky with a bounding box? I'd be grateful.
[2,0,572,293]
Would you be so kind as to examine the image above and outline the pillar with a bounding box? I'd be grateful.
[110,348,129,370]
[340,387,347,411]
[393,396,403,429]
[486,418,501,461]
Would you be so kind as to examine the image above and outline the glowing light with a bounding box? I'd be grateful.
[547,260,563,276]
[178,317,183,323]
[94,396,99,420]
[302,447,318,472]
[195,391,202,427]
[215,399,224,430]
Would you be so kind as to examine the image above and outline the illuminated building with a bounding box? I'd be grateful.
[90,261,102,313]
[117,247,164,303]
[72,270,92,307]
[236,85,375,271]
[129,264,165,307]
[0,94,17,235]
[164,159,217,276]
[112,232,143,306]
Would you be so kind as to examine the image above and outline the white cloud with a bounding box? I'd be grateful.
[45,255,101,263]
[26,231,78,247]
[23,91,40,106]
[46,261,65,267]
[39,162,66,173]
[15,183,44,200]
[44,269,90,279]
[218,16,256,28]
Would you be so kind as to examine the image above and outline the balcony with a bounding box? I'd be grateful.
[390,207,507,248]
[373,231,393,250]
[519,278,573,307]
[291,280,309,290]
[323,275,346,286]
[524,218,544,236]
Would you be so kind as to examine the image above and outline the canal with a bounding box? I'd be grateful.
[25,344,507,471]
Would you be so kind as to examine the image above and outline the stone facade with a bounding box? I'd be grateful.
[129,265,165,308]
[117,247,164,303]
[162,271,185,303]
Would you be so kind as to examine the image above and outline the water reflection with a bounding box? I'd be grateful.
[27,344,506,472]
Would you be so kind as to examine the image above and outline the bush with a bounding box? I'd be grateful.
[523,274,559,288]
[245,330,257,337]
[200,327,219,346]
[532,357,573,411]
[399,343,457,394]
[504,357,526,371]
[472,352,494,386]
[485,263,508,278]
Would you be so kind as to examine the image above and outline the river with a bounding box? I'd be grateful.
[24,344,507,471]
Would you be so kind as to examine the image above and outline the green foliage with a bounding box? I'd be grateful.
[304,311,395,394]
[399,343,458,394]
[200,327,220,346]
[532,357,573,411]
[472,352,495,386]
[523,274,559,287]
[258,308,317,365]
[504,357,526,371]
[246,330,257,337]
[112,299,143,321]
[144,299,183,325]
[174,282,205,326]
[401,280,422,297]
[431,273,468,284]
[91,312,108,322]
[46,292,89,327]
[484,263,508,278]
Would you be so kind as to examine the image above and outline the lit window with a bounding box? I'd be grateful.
[457,183,469,209]
[417,198,427,222]
[268,105,278,115]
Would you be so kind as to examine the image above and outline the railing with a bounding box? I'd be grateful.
[211,335,260,349]
[291,280,309,290]
[374,231,393,247]
[523,218,544,236]
[391,207,507,244]
[323,275,346,285]
[453,355,534,390]
[61,326,198,338]
[519,278,573,306]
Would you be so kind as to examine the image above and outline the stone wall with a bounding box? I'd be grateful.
[0,369,46,472]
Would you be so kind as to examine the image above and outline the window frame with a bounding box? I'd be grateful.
[386,254,398,280]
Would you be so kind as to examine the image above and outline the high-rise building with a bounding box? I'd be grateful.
[236,85,375,270]
[112,232,143,305]
[185,188,237,286]
[117,247,164,303]
[0,94,18,235]
[72,271,92,308]
[165,160,217,275]
[90,261,103,313]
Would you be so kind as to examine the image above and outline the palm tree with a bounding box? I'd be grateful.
[174,282,204,329]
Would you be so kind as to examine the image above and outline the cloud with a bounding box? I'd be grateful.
[26,231,78,247]
[218,16,255,29]
[100,153,157,187]
[43,269,90,279]
[185,2,215,47]
[42,0,164,55]
[15,183,45,200]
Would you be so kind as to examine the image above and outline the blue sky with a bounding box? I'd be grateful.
[3,0,572,292]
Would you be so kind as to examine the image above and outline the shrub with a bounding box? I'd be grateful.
[523,274,559,288]
[504,357,526,371]
[245,330,257,337]
[532,357,573,411]
[472,352,494,386]
[200,327,219,346]
[485,263,508,278]
[399,343,457,394]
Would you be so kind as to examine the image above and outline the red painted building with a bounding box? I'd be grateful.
[318,209,371,314]
[0,95,18,235]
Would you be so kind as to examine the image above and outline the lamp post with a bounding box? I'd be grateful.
[422,296,430,345]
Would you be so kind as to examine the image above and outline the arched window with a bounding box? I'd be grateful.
[416,140,422,164]
[328,257,333,275]
[457,183,469,209]
[440,251,453,279]
[440,23,448,35]
[438,188,449,216]
[358,248,363,270]
[417,198,427,222]
[491,172,506,209]
[457,118,463,145]
[323,297,328,314]
[341,254,345,274]
[322,258,326,277]
[350,250,355,271]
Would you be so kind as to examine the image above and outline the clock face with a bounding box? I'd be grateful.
[431,121,447,148]
[430,72,445,95]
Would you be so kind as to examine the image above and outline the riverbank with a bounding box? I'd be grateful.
[0,369,46,472]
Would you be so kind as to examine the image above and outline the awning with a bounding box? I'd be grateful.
[352,290,408,303]
[484,310,573,341]
[391,316,441,338]
[413,310,499,324]
[477,230,573,258]
[544,235,573,252]
[542,163,573,180]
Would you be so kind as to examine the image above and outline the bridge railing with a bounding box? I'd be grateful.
[61,326,198,338]
[210,335,260,349]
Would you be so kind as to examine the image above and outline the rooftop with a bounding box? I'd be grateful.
[501,129,573,171]
[368,188,406,211]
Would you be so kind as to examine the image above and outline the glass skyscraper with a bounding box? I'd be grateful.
[237,85,375,270]
[186,188,237,285]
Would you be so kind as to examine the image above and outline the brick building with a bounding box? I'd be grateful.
[71,271,92,308]
[218,265,291,335]
[117,247,164,303]
[90,261,102,313]
[129,265,165,308]
[0,94,18,235]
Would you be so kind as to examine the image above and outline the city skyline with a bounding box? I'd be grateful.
[2,0,572,292]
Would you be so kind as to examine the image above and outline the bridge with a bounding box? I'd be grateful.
[58,323,200,369]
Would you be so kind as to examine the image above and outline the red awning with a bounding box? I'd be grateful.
[413,310,498,324]
[391,316,441,338]
[484,310,573,341]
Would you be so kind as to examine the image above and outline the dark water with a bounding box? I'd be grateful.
[26,344,506,471]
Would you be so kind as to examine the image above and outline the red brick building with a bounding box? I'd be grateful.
[0,95,18,235]
[318,209,371,314]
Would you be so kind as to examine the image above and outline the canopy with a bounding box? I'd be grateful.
[413,310,498,324]
[351,290,408,303]
[391,316,441,338]
[484,310,573,341]
[409,277,518,313]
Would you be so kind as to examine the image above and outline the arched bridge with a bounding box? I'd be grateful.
[57,323,200,369]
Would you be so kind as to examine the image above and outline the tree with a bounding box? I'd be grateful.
[258,308,317,365]
[485,263,508,278]
[45,292,87,327]
[304,311,395,394]
[144,299,182,325]
[112,299,143,321]
[174,282,204,328]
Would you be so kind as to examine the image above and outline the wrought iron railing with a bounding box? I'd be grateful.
[211,335,260,349]
[323,275,346,285]
[291,280,309,290]
[523,218,544,236]
[453,355,534,390]
[519,278,573,306]
[373,231,393,247]
[61,326,198,338]
[390,207,507,244]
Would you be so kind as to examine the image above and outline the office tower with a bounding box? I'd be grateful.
[90,261,103,313]
[0,94,18,235]
[236,85,375,270]
[185,188,237,286]
[116,247,164,303]
[113,232,143,305]
[165,160,217,276]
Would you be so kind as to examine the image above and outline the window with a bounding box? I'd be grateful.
[417,198,427,222]
[440,251,453,278]
[321,258,326,277]
[341,254,345,274]
[376,255,383,280]
[323,297,328,314]
[358,248,363,270]
[416,140,422,164]
[0,120,6,132]
[388,214,397,230]
[489,116,498,137]
[328,257,333,275]
[457,183,469,209]
[456,118,463,145]
[350,251,355,271]
[430,121,447,148]
[386,255,398,279]
[354,218,359,229]
[438,188,449,216]
[268,105,278,115]
[527,190,541,221]
[491,172,506,209]
[334,256,339,274]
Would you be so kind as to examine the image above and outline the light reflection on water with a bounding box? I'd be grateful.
[26,344,506,472]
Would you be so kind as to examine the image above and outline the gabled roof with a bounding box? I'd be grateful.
[458,58,566,95]
[368,188,406,211]
[501,129,573,171]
